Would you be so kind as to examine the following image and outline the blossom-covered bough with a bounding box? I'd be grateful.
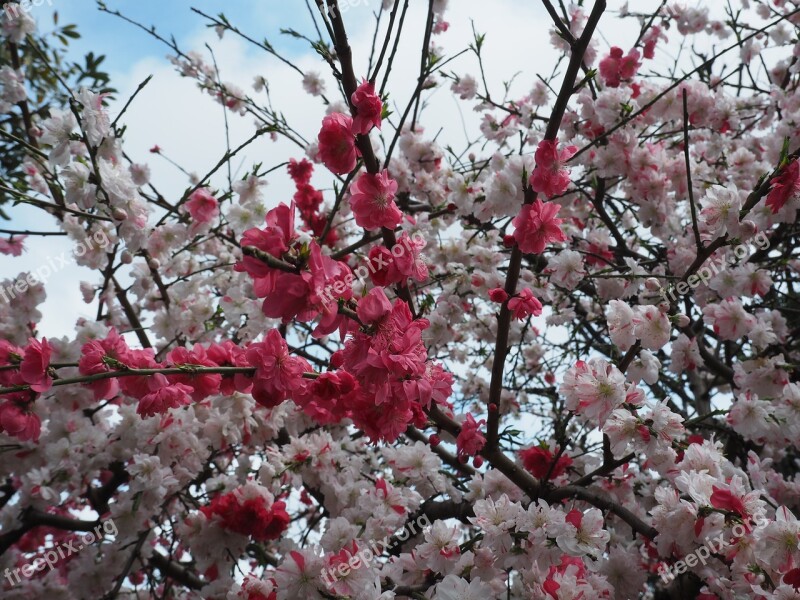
[3,0,800,598]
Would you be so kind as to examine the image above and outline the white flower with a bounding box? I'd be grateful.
[633,305,671,350]
[0,66,26,113]
[548,249,586,290]
[700,185,742,240]
[606,299,636,351]
[627,349,661,384]
[451,75,478,100]
[434,575,493,600]
[75,88,111,147]
[302,71,327,96]
[552,508,610,558]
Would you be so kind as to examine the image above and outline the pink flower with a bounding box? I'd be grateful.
[79,328,130,400]
[185,188,219,224]
[390,232,428,282]
[117,348,158,399]
[512,198,567,254]
[0,235,26,256]
[367,233,428,286]
[165,345,222,401]
[356,287,393,324]
[507,288,543,319]
[351,80,383,135]
[318,113,359,175]
[246,330,309,408]
[349,170,402,230]
[456,413,486,458]
[641,26,664,59]
[530,139,577,198]
[136,375,194,417]
[20,338,53,393]
[0,401,40,441]
[766,159,800,213]
[295,370,357,424]
[236,202,297,283]
[343,384,414,443]
[598,47,641,88]
[206,341,253,395]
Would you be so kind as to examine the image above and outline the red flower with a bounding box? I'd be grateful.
[456,413,486,458]
[366,235,428,287]
[710,486,747,518]
[236,202,297,282]
[287,158,314,185]
[165,344,222,401]
[206,341,253,395]
[245,329,309,408]
[507,288,543,320]
[318,112,359,175]
[349,170,402,230]
[530,139,577,198]
[20,337,53,393]
[201,488,289,542]
[78,328,130,400]
[356,287,393,324]
[295,370,357,424]
[293,183,323,217]
[783,568,800,590]
[136,374,194,417]
[117,348,158,399]
[0,401,41,442]
[512,198,567,254]
[520,446,572,480]
[488,288,508,303]
[351,80,383,135]
[766,159,800,213]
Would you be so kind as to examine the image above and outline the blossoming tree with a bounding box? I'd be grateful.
[2,1,800,598]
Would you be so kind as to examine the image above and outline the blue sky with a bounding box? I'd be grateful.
[37,1,324,72]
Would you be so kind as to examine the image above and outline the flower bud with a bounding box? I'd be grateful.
[120,251,134,265]
[645,277,661,291]
[111,207,127,221]
[148,258,160,270]
[675,314,690,327]
[429,434,441,447]
[473,456,484,468]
